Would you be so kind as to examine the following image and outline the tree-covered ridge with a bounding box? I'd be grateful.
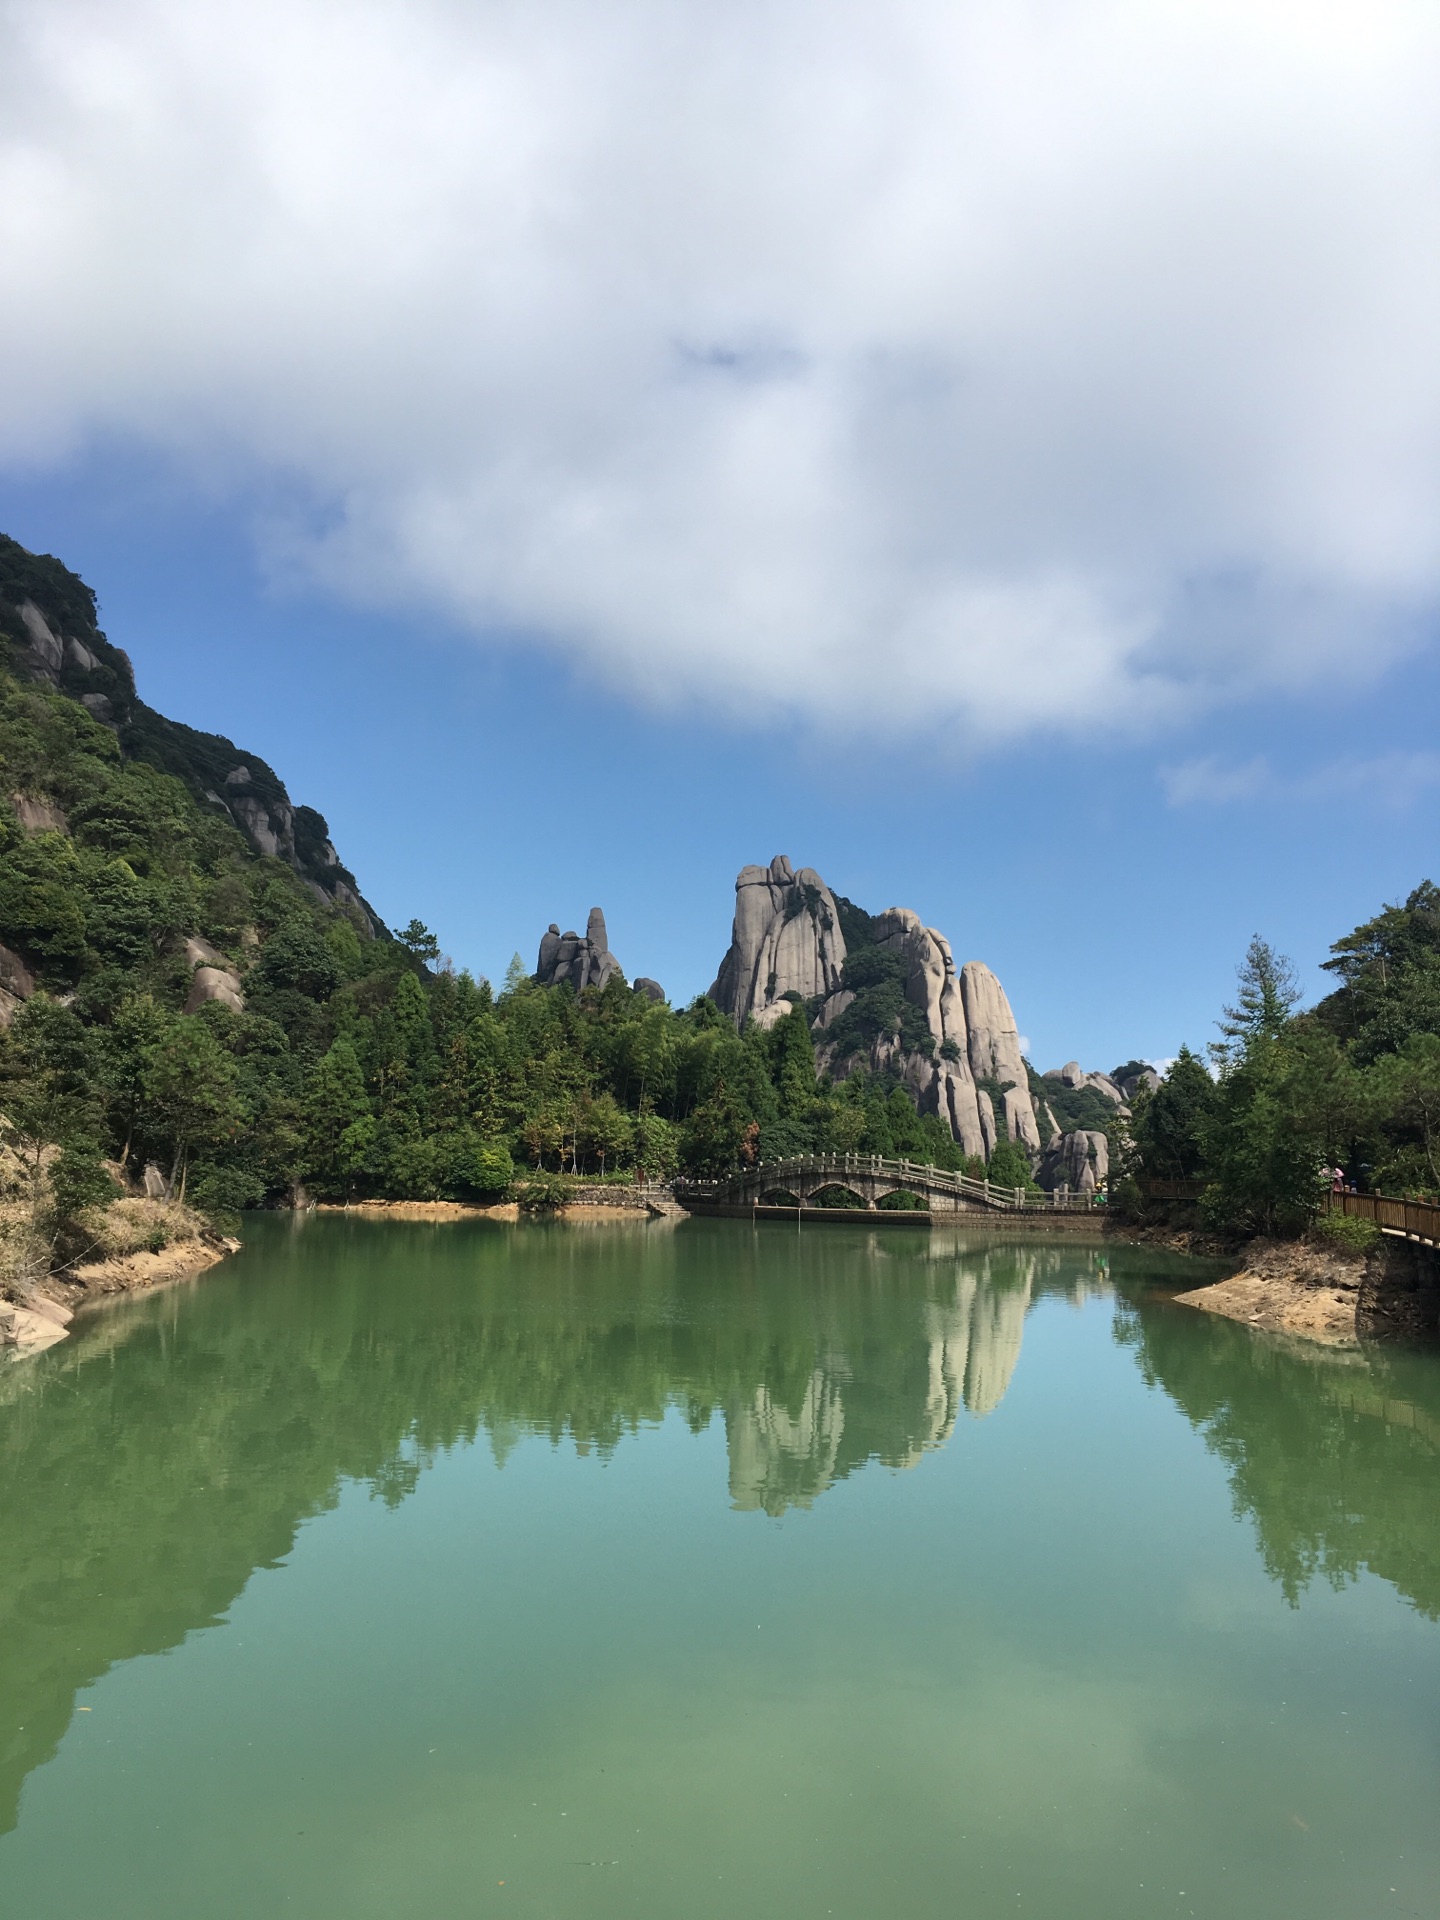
[1126,885,1440,1235]
[0,532,376,921]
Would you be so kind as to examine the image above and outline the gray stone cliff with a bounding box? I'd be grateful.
[709,855,847,1027]
[714,855,1041,1158]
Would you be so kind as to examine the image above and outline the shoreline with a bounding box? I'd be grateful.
[1,1232,241,1361]
[1170,1233,1439,1347]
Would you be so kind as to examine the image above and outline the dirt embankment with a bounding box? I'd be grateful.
[1,1196,239,1360]
[1171,1233,1439,1347]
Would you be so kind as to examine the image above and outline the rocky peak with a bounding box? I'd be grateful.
[715,855,1041,1158]
[535,907,627,993]
[709,854,847,1028]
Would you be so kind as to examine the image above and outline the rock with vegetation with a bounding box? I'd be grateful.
[1,534,383,931]
[1037,1128,1109,1194]
[730,863,1043,1159]
[709,856,847,1028]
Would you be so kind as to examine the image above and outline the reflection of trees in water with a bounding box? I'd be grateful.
[0,1219,1110,1830]
[1119,1296,1440,1619]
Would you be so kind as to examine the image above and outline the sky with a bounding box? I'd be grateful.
[1,0,1438,1072]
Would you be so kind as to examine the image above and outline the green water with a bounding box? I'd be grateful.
[2,1218,1438,1919]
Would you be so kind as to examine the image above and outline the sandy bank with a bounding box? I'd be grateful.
[1173,1234,1439,1347]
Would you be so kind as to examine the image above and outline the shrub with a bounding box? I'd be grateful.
[516,1172,572,1214]
[1312,1210,1381,1254]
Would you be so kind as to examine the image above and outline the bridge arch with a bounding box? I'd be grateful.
[808,1184,868,1210]
[875,1188,928,1211]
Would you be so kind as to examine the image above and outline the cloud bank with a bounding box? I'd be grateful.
[2,0,1439,740]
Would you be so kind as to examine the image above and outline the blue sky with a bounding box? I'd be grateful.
[2,1,1438,1072]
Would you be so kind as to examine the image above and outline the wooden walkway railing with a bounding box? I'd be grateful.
[678,1152,1102,1213]
[1327,1189,1440,1248]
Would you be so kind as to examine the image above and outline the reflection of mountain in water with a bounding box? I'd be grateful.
[0,1218,1101,1831]
[1121,1294,1440,1620]
[725,1249,1051,1513]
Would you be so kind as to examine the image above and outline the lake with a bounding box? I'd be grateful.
[2,1214,1438,1919]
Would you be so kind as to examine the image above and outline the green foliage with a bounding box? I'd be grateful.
[986,1136,1040,1194]
[823,942,935,1062]
[516,1171,573,1213]
[1132,1045,1214,1179]
[1312,1210,1381,1254]
[1037,1077,1121,1140]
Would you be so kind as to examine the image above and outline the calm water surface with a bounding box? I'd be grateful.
[2,1216,1438,1919]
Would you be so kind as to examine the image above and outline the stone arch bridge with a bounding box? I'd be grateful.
[677,1154,1101,1219]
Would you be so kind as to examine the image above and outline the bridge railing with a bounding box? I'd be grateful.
[1327,1188,1440,1247]
[675,1152,1102,1212]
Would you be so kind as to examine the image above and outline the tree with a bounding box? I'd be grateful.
[1213,937,1300,1065]
[987,1135,1039,1193]
[1365,1032,1440,1195]
[1136,1045,1215,1179]
[301,1039,374,1197]
[683,1081,758,1178]
[395,919,441,968]
[143,1018,245,1199]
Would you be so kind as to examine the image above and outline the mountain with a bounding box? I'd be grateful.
[0,535,382,931]
[708,853,1042,1159]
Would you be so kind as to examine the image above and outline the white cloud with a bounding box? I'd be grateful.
[1162,749,1440,810]
[3,0,1440,740]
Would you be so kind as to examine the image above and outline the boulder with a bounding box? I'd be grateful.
[1037,1129,1110,1194]
[18,600,64,672]
[183,966,245,1016]
[710,854,847,1027]
[0,1303,70,1356]
[1116,1064,1161,1100]
[181,935,227,971]
[534,907,624,992]
[633,977,666,1004]
[0,943,36,1002]
[10,791,68,835]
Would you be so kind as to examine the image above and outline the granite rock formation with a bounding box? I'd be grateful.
[535,908,623,993]
[1047,1061,1127,1107]
[710,855,847,1027]
[816,908,1041,1157]
[179,937,245,1017]
[1037,1128,1109,1194]
[716,855,1041,1157]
